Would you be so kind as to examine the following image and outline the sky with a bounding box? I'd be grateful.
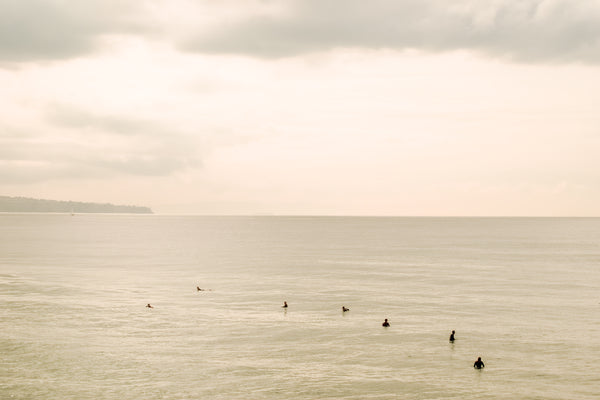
[2,0,600,215]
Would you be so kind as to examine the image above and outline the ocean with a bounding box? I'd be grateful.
[1,215,599,399]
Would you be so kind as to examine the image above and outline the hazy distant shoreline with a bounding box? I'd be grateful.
[0,196,152,214]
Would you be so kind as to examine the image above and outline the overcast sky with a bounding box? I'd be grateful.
[2,0,600,215]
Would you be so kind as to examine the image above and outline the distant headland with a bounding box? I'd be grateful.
[0,196,153,214]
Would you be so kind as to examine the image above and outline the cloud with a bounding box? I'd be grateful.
[0,0,154,62]
[4,0,599,64]
[47,105,171,138]
[182,0,600,63]
[0,106,200,183]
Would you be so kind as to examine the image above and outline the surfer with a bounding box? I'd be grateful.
[282,301,288,308]
[342,306,349,312]
[449,330,455,342]
[197,286,203,291]
[146,304,153,308]
[382,318,390,327]
[473,357,485,369]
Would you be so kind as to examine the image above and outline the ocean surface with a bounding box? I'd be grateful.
[1,215,599,399]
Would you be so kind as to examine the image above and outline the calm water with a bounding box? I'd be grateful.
[1,215,599,399]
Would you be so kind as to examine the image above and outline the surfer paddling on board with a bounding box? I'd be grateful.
[382,318,390,327]
[146,304,153,308]
[473,357,485,369]
[342,306,349,312]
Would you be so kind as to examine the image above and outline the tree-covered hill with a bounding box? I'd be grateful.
[0,196,153,214]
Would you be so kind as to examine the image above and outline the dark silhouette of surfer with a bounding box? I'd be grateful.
[474,357,485,369]
[146,304,153,308]
[342,306,349,312]
[282,301,288,308]
[449,330,455,342]
[382,318,390,327]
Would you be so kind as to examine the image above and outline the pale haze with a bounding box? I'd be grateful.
[2,0,600,215]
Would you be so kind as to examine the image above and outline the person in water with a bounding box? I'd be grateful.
[382,318,390,327]
[449,330,455,342]
[146,304,153,308]
[473,357,485,369]
[342,306,349,312]
[282,301,288,308]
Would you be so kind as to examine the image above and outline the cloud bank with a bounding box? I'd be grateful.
[3,0,599,64]
[0,0,153,62]
[184,0,600,63]
[0,105,200,183]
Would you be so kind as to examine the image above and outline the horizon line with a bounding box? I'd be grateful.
[2,212,599,218]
